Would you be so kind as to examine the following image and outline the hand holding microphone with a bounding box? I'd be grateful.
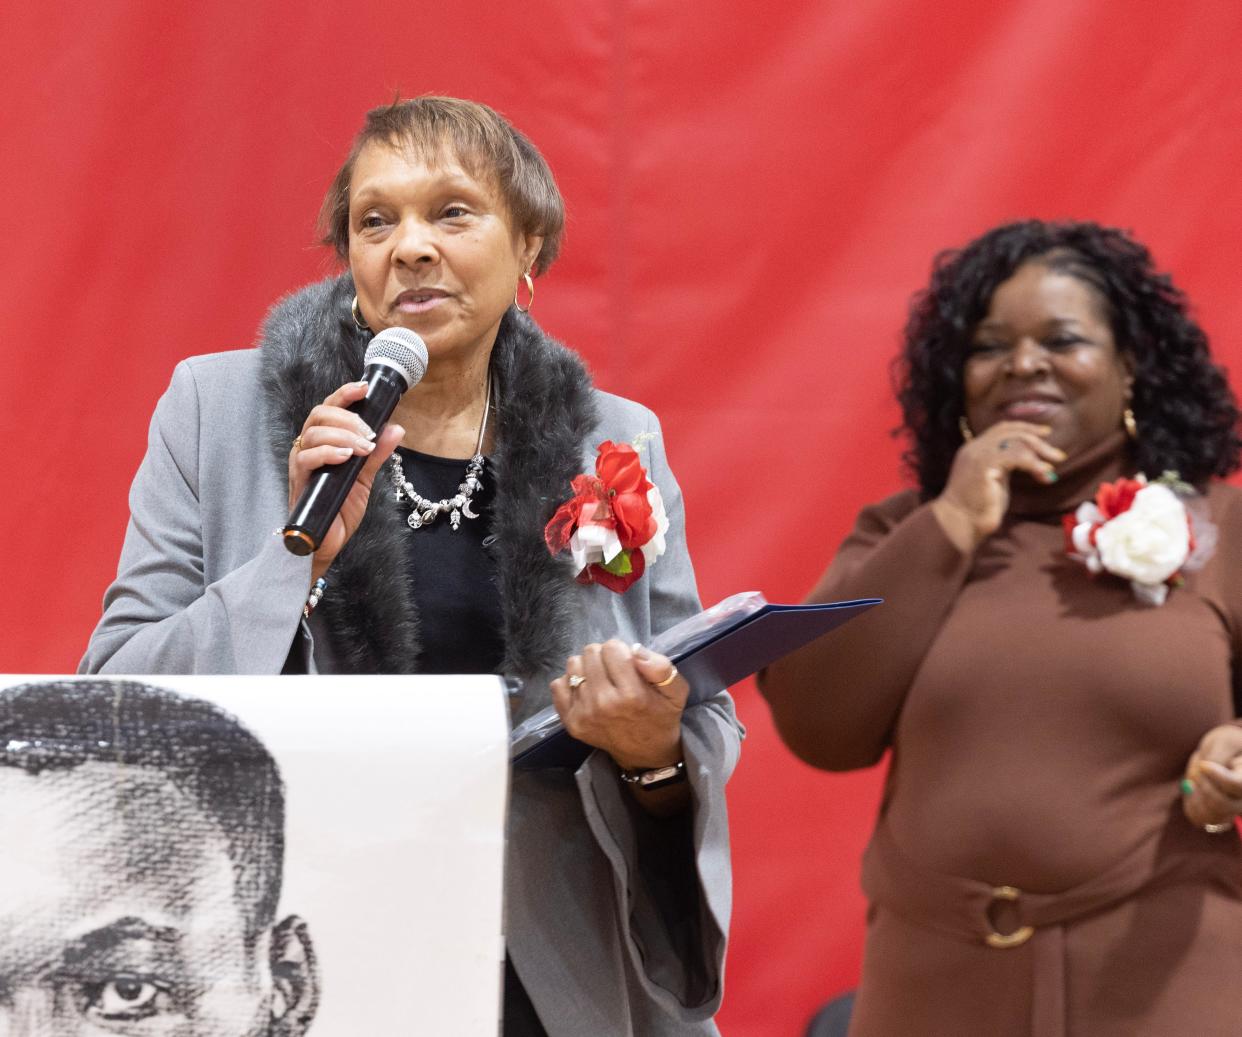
[284,328,428,577]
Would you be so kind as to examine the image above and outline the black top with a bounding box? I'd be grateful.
[392,447,505,675]
[395,449,548,1037]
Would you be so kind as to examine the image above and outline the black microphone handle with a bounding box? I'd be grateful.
[282,364,409,556]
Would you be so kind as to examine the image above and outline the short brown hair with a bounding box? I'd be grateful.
[319,96,565,276]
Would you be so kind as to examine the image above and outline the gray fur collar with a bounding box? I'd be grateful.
[258,273,598,677]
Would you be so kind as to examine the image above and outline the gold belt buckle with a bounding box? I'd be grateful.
[984,885,1034,949]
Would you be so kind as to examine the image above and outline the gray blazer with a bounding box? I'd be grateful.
[81,275,741,1037]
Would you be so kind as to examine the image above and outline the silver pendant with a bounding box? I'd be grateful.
[387,371,491,534]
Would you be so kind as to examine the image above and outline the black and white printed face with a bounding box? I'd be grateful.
[0,761,276,1036]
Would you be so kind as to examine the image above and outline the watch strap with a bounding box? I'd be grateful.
[618,760,686,790]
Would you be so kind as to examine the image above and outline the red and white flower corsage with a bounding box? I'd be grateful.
[1062,473,1211,606]
[543,440,670,593]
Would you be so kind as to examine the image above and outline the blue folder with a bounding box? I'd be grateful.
[510,592,881,769]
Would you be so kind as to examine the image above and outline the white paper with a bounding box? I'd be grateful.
[0,673,509,1036]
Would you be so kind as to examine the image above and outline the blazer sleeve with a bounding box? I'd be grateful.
[760,492,974,770]
[79,360,313,675]
[575,409,742,1021]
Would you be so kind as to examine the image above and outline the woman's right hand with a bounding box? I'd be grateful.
[930,421,1065,553]
[288,380,405,583]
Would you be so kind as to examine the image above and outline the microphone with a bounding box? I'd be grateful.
[282,327,428,556]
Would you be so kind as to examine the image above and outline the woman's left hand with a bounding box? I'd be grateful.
[1181,723,1242,831]
[551,640,690,772]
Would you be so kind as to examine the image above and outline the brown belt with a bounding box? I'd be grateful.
[860,813,1240,1037]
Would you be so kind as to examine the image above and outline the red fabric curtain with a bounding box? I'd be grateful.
[4,3,1241,1032]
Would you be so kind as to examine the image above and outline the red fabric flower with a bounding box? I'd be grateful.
[580,547,646,593]
[1061,512,1079,555]
[1094,477,1144,520]
[543,441,664,595]
[595,441,656,548]
[544,474,610,556]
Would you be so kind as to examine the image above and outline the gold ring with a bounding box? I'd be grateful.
[567,674,586,689]
[652,665,679,688]
[292,434,304,451]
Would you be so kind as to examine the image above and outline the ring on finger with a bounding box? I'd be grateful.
[567,674,586,690]
[997,439,1011,451]
[651,665,679,688]
[1204,821,1234,834]
[292,434,304,452]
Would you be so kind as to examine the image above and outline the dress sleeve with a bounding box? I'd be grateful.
[1213,488,1242,717]
[760,492,974,770]
[78,361,314,675]
[576,409,742,1021]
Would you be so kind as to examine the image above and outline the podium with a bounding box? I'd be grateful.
[0,673,510,1036]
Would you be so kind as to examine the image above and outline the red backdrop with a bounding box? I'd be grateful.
[4,3,1242,1034]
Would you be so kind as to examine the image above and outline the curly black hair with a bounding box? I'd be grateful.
[895,219,1241,498]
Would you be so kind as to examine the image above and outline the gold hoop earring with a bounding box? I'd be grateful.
[1123,407,1138,441]
[958,416,974,442]
[351,295,369,332]
[514,272,535,314]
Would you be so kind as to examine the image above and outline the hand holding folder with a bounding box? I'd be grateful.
[510,591,881,768]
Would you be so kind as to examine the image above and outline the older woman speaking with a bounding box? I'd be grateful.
[763,221,1242,1037]
[82,97,740,1037]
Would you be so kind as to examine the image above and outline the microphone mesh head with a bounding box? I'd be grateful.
[365,327,429,387]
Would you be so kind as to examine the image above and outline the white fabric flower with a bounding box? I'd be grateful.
[639,485,670,565]
[1068,502,1105,572]
[569,521,623,573]
[1093,484,1191,586]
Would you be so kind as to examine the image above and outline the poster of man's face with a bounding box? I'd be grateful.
[0,675,509,1036]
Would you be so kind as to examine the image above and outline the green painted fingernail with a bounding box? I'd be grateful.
[1047,471,1059,483]
[1181,778,1195,796]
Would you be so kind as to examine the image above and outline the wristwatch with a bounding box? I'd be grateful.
[618,760,686,790]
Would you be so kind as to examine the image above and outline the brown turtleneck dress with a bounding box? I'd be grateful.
[762,434,1242,1037]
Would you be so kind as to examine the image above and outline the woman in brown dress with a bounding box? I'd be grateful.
[763,220,1242,1037]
